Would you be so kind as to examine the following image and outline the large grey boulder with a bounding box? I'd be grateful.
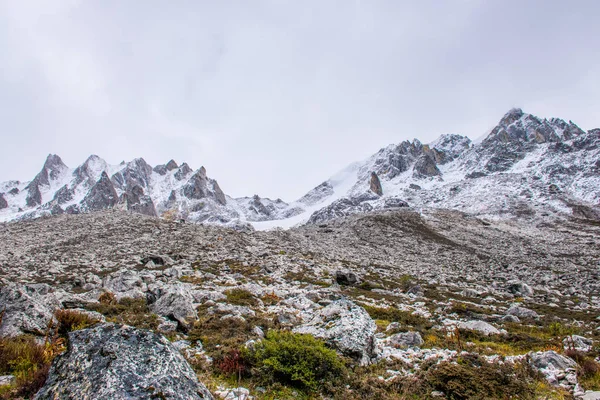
[506,281,534,297]
[506,304,539,319]
[529,350,577,371]
[385,331,423,348]
[563,335,593,352]
[150,284,198,331]
[35,324,213,400]
[293,299,377,365]
[0,284,58,337]
[102,269,147,299]
[458,320,501,336]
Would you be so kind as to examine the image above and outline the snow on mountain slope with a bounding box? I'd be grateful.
[1,108,598,228]
[281,108,600,226]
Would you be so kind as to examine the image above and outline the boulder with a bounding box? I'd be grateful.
[529,350,578,387]
[151,284,198,331]
[386,331,423,348]
[293,299,377,365]
[563,335,593,352]
[506,281,534,297]
[458,320,501,336]
[35,324,213,400]
[0,284,58,337]
[102,269,147,299]
[335,270,359,286]
[506,305,539,319]
[529,350,577,371]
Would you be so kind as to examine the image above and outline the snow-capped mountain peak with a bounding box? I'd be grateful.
[1,108,598,228]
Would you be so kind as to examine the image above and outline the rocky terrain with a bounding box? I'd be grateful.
[0,209,599,398]
[0,107,599,399]
[1,108,598,229]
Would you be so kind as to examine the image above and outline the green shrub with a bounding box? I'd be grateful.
[247,330,346,392]
[224,289,258,306]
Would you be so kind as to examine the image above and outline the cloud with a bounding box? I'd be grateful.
[0,1,599,200]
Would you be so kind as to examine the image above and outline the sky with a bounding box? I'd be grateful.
[0,1,599,201]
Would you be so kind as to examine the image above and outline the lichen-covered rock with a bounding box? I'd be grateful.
[529,350,578,387]
[0,284,58,337]
[563,335,593,352]
[506,305,539,319]
[293,299,376,365]
[386,331,423,348]
[102,269,147,299]
[35,324,213,400]
[150,284,198,331]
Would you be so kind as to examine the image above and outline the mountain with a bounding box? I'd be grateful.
[1,108,598,227]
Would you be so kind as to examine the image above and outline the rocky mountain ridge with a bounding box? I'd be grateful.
[1,108,598,228]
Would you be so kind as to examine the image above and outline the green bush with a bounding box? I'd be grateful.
[247,331,346,392]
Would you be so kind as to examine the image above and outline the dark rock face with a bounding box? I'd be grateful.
[81,172,119,211]
[153,164,168,175]
[53,185,74,204]
[35,324,213,400]
[183,168,227,206]
[111,158,153,192]
[166,160,179,171]
[413,155,441,177]
[0,193,7,209]
[370,172,383,196]
[25,183,42,207]
[174,163,193,181]
[73,155,104,186]
[8,188,19,195]
[249,195,271,217]
[183,168,209,200]
[128,195,158,217]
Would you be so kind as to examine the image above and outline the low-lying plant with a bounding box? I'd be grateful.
[245,330,347,393]
[224,289,258,307]
[54,309,100,335]
[86,296,159,331]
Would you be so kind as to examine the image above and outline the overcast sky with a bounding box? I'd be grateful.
[0,1,599,201]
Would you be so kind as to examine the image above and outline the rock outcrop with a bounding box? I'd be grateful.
[35,324,214,400]
[370,172,383,196]
[81,172,119,211]
[0,284,58,337]
[293,299,377,365]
